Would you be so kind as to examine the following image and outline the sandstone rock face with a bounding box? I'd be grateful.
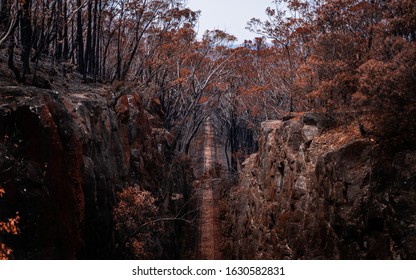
[225,115,416,259]
[0,86,194,259]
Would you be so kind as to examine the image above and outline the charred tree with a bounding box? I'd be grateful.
[8,30,20,81]
[76,0,85,76]
[91,0,98,80]
[85,0,92,76]
[1,0,21,81]
[62,0,69,60]
[55,0,63,60]
[20,0,32,80]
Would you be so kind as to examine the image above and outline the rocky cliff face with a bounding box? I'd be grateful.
[224,113,416,259]
[0,85,194,259]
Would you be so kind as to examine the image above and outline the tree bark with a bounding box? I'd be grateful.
[55,0,63,60]
[2,1,20,81]
[63,0,69,60]
[0,0,8,30]
[76,0,85,75]
[91,0,98,79]
[20,0,32,79]
[85,0,92,74]
[8,33,20,81]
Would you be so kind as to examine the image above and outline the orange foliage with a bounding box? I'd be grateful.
[0,187,20,260]
[113,186,160,259]
[197,96,209,104]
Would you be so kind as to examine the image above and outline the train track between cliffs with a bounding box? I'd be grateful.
[197,118,221,260]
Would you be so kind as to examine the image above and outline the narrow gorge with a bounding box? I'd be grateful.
[1,84,415,260]
[197,119,216,259]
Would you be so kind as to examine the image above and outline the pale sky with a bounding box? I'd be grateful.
[186,0,274,43]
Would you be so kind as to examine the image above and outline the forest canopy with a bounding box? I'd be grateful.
[0,0,415,155]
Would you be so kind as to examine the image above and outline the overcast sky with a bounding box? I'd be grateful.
[186,0,274,44]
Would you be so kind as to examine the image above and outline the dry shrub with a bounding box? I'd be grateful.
[0,187,20,260]
[113,185,161,259]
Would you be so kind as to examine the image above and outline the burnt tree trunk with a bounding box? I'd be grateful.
[20,0,32,80]
[63,0,69,60]
[85,0,92,75]
[55,0,63,60]
[91,0,98,80]
[76,0,85,75]
[8,32,20,81]
[3,0,21,81]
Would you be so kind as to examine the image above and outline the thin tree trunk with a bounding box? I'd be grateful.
[116,28,122,81]
[76,0,85,75]
[55,0,63,60]
[91,0,98,80]
[95,0,101,79]
[63,0,69,59]
[85,0,92,75]
[20,0,32,80]
[115,1,124,81]
[8,33,20,81]
[4,3,21,81]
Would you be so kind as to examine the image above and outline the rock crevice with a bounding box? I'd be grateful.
[225,114,416,259]
[0,86,194,259]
